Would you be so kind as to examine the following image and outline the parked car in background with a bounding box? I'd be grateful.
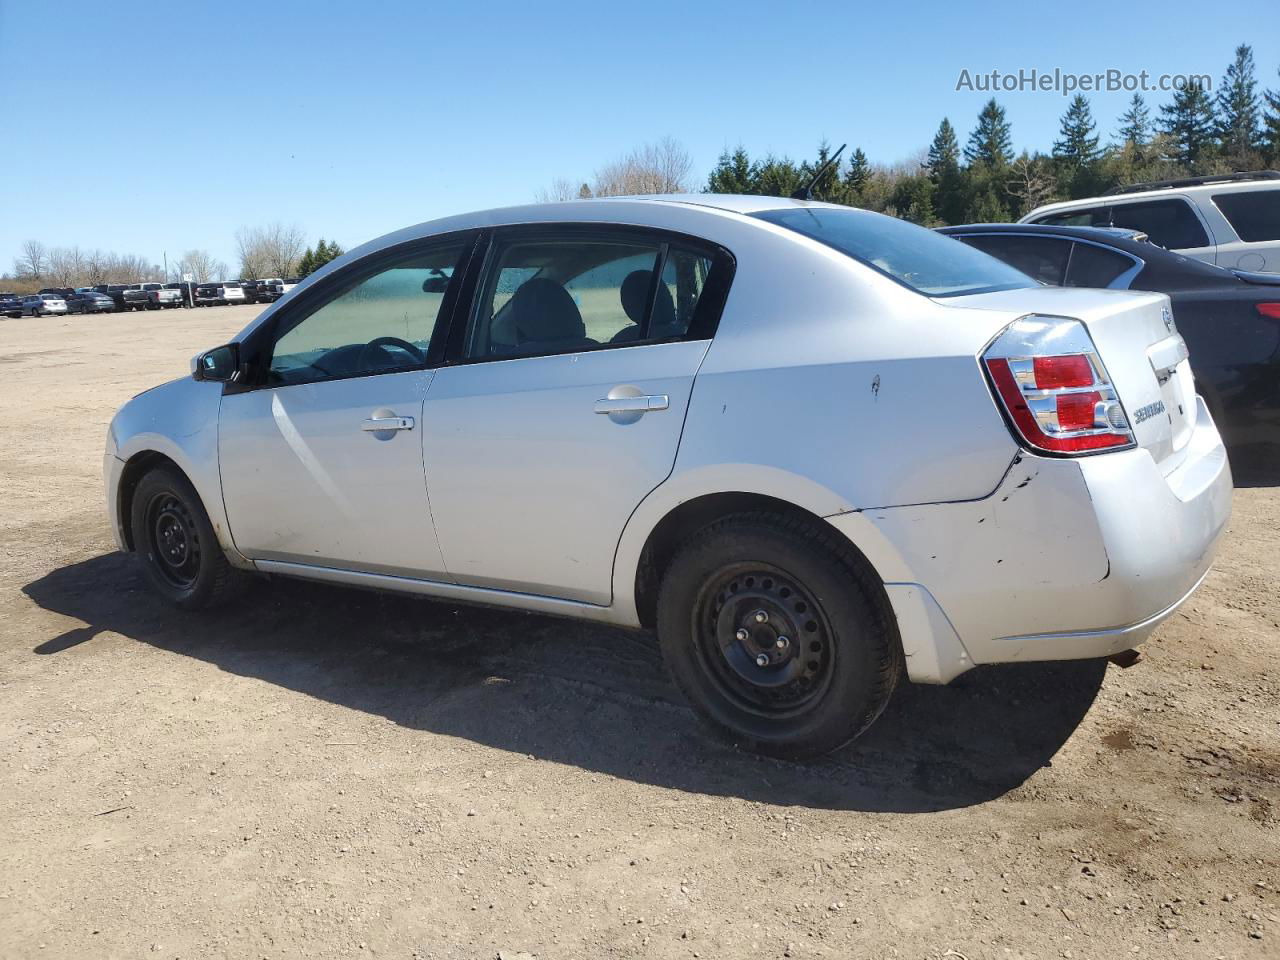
[279,277,302,295]
[105,196,1231,757]
[0,292,23,318]
[121,285,152,311]
[254,278,284,302]
[194,282,247,306]
[94,284,132,311]
[22,293,68,316]
[39,287,76,300]
[164,282,194,307]
[220,281,247,305]
[1022,171,1280,273]
[65,291,116,314]
[143,282,184,309]
[940,222,1280,462]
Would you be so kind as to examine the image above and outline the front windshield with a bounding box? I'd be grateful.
[754,207,1035,298]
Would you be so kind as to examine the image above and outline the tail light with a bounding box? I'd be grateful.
[983,315,1134,455]
[1256,303,1280,320]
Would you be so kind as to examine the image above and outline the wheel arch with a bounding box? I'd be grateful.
[117,450,184,551]
[623,484,906,631]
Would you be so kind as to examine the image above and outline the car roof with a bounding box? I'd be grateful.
[1024,176,1280,219]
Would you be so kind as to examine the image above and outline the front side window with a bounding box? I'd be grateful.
[464,236,713,359]
[755,207,1034,297]
[1212,189,1280,242]
[268,241,466,386]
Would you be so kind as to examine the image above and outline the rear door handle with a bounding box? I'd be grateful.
[361,415,415,432]
[593,395,669,414]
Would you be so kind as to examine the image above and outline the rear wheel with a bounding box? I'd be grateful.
[130,466,243,609]
[657,512,901,758]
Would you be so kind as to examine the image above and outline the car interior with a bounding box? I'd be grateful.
[267,239,711,386]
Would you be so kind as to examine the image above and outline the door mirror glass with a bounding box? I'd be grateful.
[193,343,240,382]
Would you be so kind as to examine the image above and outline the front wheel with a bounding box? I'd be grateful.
[130,466,244,609]
[657,512,902,759]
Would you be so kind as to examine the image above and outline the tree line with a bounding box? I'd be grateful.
[705,44,1280,224]
[4,223,344,294]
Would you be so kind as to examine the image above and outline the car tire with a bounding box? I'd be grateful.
[130,466,245,610]
[656,511,902,759]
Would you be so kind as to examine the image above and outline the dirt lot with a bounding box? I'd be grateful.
[1,305,1277,960]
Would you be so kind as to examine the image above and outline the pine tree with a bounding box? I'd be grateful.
[1117,93,1151,150]
[297,246,315,277]
[1159,82,1217,168]
[706,146,755,193]
[1265,67,1280,165]
[1216,44,1261,162]
[926,119,965,224]
[926,119,960,179]
[964,99,1013,168]
[843,148,870,194]
[1054,95,1101,167]
[1053,94,1102,197]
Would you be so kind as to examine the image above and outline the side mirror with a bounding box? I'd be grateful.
[192,343,240,382]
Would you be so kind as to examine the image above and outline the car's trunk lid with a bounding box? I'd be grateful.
[941,287,1196,474]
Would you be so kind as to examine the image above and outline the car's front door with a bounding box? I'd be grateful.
[422,227,731,605]
[218,236,474,578]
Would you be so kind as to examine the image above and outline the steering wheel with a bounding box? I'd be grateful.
[358,336,426,370]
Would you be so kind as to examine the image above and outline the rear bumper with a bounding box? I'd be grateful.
[831,397,1232,682]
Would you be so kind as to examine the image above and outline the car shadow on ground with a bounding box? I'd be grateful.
[23,553,1108,814]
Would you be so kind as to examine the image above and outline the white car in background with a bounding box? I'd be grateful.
[1022,171,1280,273]
[104,196,1232,757]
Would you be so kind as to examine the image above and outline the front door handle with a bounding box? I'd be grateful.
[593,395,669,414]
[361,415,415,432]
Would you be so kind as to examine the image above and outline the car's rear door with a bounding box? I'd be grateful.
[217,233,477,578]
[421,225,732,605]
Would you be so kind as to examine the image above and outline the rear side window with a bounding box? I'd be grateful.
[465,235,716,359]
[1107,199,1209,250]
[1035,206,1109,228]
[958,234,1069,285]
[1065,243,1137,288]
[755,207,1034,297]
[1212,190,1280,242]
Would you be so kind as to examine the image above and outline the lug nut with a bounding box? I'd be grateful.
[735,628,750,642]
[754,610,769,624]
[775,636,790,649]
[755,653,770,667]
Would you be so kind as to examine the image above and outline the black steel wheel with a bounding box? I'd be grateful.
[693,562,836,717]
[129,465,244,609]
[657,511,902,758]
[144,491,201,590]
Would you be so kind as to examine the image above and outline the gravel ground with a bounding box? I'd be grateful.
[1,305,1277,960]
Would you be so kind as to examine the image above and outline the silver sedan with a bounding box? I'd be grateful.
[104,196,1231,757]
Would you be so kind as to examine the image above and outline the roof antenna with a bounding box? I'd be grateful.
[791,143,847,200]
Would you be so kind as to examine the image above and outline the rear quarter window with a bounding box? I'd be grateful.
[1212,190,1280,242]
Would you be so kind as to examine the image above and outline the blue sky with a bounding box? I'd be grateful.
[1,0,1275,275]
